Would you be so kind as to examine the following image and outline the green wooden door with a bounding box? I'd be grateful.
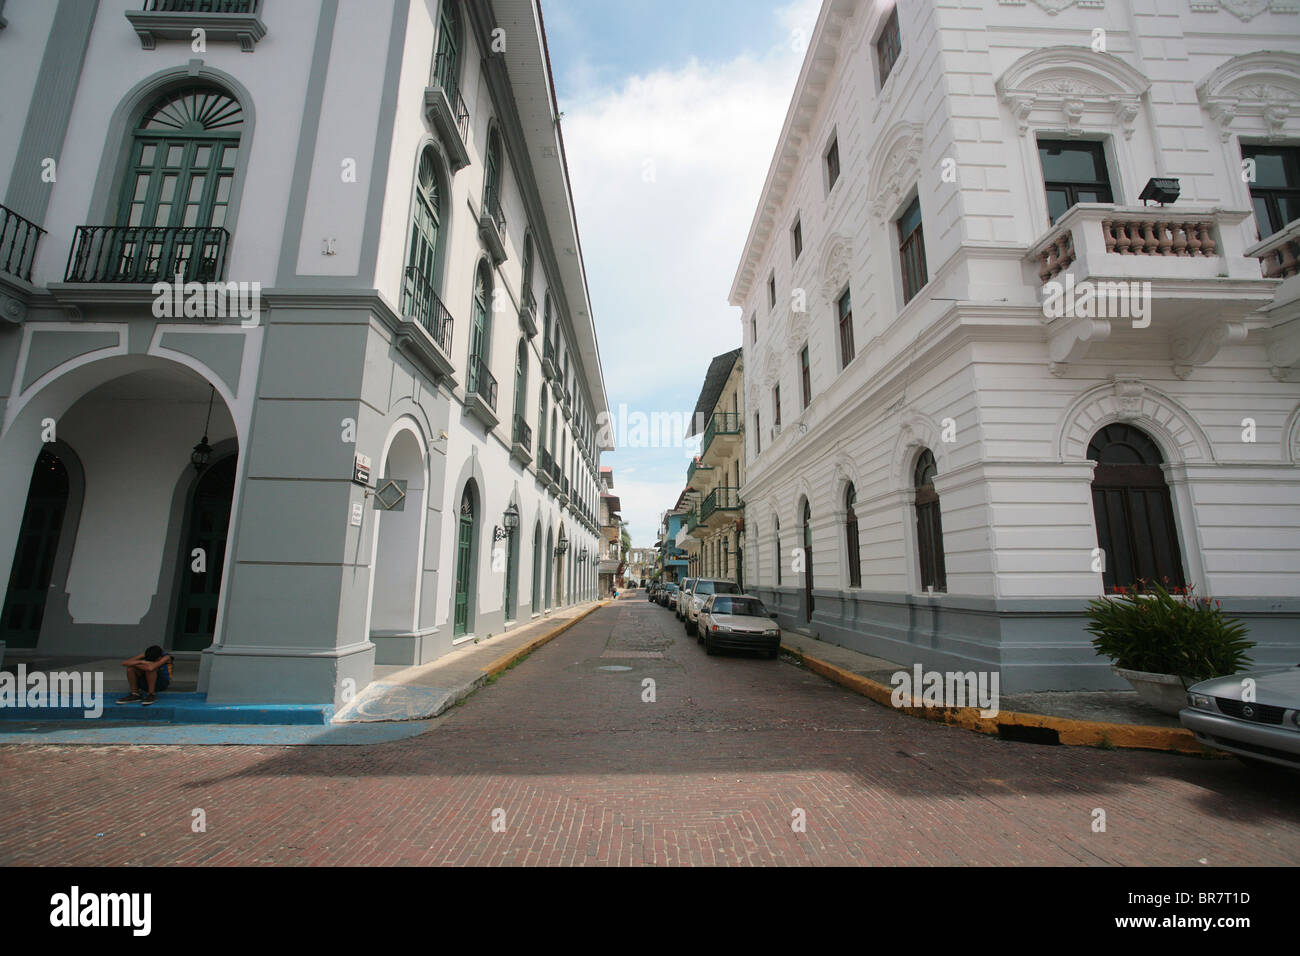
[453,494,474,637]
[174,456,236,651]
[0,451,69,649]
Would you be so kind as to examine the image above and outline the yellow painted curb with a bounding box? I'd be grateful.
[785,643,1219,756]
[483,601,610,677]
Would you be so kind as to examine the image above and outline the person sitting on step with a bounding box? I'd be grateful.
[116,645,174,706]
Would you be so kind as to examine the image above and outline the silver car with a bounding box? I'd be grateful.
[1180,665,1300,770]
[697,594,782,658]
[683,578,739,635]
[676,578,695,621]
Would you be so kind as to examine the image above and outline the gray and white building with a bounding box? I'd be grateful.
[0,0,609,705]
[734,0,1300,691]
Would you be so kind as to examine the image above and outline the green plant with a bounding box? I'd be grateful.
[1085,581,1253,681]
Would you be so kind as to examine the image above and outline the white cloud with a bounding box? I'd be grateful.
[563,3,814,547]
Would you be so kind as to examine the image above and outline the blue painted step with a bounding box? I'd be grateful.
[0,692,332,725]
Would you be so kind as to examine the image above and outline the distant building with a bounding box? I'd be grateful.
[681,349,745,588]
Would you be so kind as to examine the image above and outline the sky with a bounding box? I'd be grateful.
[544,0,822,547]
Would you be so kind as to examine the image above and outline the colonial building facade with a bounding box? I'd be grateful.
[0,0,608,705]
[733,0,1300,691]
[682,348,745,587]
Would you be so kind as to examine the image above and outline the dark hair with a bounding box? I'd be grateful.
[144,645,164,662]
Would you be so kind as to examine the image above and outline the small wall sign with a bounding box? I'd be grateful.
[353,454,371,486]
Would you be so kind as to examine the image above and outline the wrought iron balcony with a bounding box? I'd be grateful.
[401,265,454,353]
[700,487,742,523]
[479,190,508,265]
[65,225,229,283]
[425,53,470,172]
[539,447,554,487]
[0,203,45,283]
[467,351,496,411]
[511,415,533,466]
[519,287,538,337]
[686,457,713,487]
[700,412,742,461]
[128,0,266,52]
[542,337,558,381]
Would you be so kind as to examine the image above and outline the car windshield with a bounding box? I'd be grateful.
[712,597,766,617]
[696,580,738,597]
[665,585,678,592]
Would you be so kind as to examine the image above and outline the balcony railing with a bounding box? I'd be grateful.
[686,510,701,533]
[686,457,713,486]
[1249,219,1300,280]
[65,225,229,283]
[466,353,498,412]
[401,265,454,353]
[432,52,469,144]
[701,487,742,522]
[0,203,45,282]
[540,447,553,482]
[142,0,258,11]
[543,336,557,379]
[701,412,742,458]
[512,415,532,452]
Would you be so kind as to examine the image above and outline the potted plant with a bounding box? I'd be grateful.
[1084,581,1254,715]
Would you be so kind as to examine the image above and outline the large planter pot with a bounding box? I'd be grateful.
[1112,665,1189,716]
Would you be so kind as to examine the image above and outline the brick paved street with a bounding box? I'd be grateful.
[2,598,1298,866]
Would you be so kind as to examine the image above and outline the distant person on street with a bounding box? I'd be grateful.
[116,645,174,705]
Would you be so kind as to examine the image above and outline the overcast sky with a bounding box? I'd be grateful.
[544,0,821,547]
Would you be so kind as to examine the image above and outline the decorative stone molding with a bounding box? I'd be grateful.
[763,349,784,392]
[891,407,949,489]
[819,234,854,303]
[867,123,924,221]
[998,0,1105,10]
[1196,51,1300,143]
[1056,379,1215,463]
[1171,321,1249,379]
[1046,316,1112,374]
[1189,0,1299,21]
[0,288,26,324]
[996,47,1149,140]
[1284,404,1300,463]
[786,301,812,353]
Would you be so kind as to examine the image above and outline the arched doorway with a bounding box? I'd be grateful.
[368,428,427,647]
[914,449,947,593]
[1,450,70,648]
[545,528,554,610]
[173,455,237,651]
[1089,424,1185,592]
[531,523,542,615]
[801,500,814,622]
[453,484,478,637]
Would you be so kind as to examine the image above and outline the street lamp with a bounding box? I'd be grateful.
[190,385,216,472]
[494,503,520,541]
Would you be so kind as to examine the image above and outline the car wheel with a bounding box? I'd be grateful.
[767,648,780,660]
[705,640,717,656]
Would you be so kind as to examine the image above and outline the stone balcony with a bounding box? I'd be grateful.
[1026,204,1277,377]
[1246,219,1300,382]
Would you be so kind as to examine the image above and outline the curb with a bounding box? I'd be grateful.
[783,643,1218,756]
[482,601,610,677]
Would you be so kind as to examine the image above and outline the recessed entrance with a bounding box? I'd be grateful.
[0,451,70,648]
[173,455,236,651]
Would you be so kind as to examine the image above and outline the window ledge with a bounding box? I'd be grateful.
[125,9,267,52]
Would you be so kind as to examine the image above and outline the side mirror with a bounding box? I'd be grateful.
[770,612,778,620]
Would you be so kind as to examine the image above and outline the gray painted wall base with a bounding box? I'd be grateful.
[754,586,1300,694]
[203,641,374,706]
[371,627,442,666]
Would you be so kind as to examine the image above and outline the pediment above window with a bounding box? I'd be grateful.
[867,123,924,220]
[996,47,1149,139]
[1196,51,1300,142]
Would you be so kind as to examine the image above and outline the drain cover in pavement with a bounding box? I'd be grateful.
[600,651,664,659]
[598,665,634,672]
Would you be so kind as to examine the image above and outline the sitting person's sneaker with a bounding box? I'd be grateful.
[141,693,157,706]
[115,693,143,704]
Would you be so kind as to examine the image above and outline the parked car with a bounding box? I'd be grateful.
[660,583,679,607]
[1180,665,1300,771]
[676,579,696,620]
[697,594,782,658]
[683,578,740,636]
[647,583,659,602]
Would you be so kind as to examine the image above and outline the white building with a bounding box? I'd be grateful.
[733,0,1300,691]
[0,0,608,705]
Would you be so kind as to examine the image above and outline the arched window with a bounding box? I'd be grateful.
[801,501,814,621]
[402,146,446,329]
[453,484,477,637]
[513,338,528,444]
[543,292,552,342]
[521,233,535,304]
[468,261,492,401]
[435,0,463,93]
[774,518,782,586]
[545,529,554,609]
[914,449,946,593]
[1089,424,1185,592]
[845,483,861,588]
[531,524,542,615]
[108,85,244,282]
[483,127,504,216]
